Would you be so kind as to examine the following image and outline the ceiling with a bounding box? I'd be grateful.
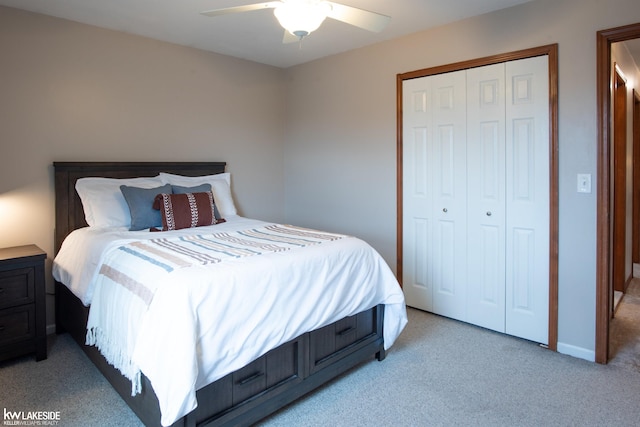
[622,39,640,71]
[0,0,536,68]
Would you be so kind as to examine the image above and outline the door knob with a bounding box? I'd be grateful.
[443,208,448,213]
[486,211,492,216]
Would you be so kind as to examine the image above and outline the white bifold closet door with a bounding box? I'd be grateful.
[402,56,549,344]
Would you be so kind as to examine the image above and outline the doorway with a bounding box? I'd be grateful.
[596,22,640,364]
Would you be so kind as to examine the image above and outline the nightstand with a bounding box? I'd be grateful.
[0,245,47,362]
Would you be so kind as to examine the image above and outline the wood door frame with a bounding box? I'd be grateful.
[396,44,559,351]
[633,89,640,265]
[596,22,640,364]
[612,66,628,294]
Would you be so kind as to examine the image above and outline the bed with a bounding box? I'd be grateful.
[52,161,407,427]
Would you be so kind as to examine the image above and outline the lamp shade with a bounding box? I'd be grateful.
[274,1,331,38]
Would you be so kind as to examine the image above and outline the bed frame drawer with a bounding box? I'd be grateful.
[232,337,301,404]
[309,306,381,373]
[193,337,304,426]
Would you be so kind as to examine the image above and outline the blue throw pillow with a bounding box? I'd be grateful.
[171,184,212,194]
[120,184,172,231]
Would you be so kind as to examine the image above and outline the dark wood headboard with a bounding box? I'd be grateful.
[53,162,226,253]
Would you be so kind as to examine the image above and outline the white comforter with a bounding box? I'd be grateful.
[53,216,407,426]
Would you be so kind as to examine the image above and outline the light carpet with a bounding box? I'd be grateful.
[2,307,640,426]
[609,278,640,373]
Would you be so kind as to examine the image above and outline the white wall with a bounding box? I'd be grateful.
[0,7,287,327]
[283,0,640,359]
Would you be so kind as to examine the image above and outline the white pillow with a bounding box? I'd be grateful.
[76,176,164,228]
[159,172,238,217]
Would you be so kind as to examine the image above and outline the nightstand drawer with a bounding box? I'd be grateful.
[0,267,35,309]
[0,305,35,346]
[0,244,47,362]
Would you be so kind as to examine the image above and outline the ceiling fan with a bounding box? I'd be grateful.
[200,0,391,42]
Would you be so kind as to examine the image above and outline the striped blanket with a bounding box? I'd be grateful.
[97,224,345,307]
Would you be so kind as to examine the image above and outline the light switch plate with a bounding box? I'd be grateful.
[577,173,591,193]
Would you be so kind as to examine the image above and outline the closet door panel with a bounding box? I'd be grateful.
[512,227,536,309]
[431,72,467,321]
[466,64,506,332]
[505,56,549,344]
[402,80,434,311]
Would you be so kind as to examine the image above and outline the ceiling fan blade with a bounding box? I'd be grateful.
[200,2,281,17]
[325,1,390,32]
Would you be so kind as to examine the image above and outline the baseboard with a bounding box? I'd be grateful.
[557,342,595,362]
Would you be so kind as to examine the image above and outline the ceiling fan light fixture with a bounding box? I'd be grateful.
[274,1,331,38]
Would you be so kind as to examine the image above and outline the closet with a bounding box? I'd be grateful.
[402,55,549,344]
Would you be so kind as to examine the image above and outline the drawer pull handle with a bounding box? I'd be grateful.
[0,325,4,332]
[337,326,356,336]
[238,372,264,386]
[0,288,4,293]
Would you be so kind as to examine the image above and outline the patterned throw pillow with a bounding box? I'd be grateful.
[152,191,220,231]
